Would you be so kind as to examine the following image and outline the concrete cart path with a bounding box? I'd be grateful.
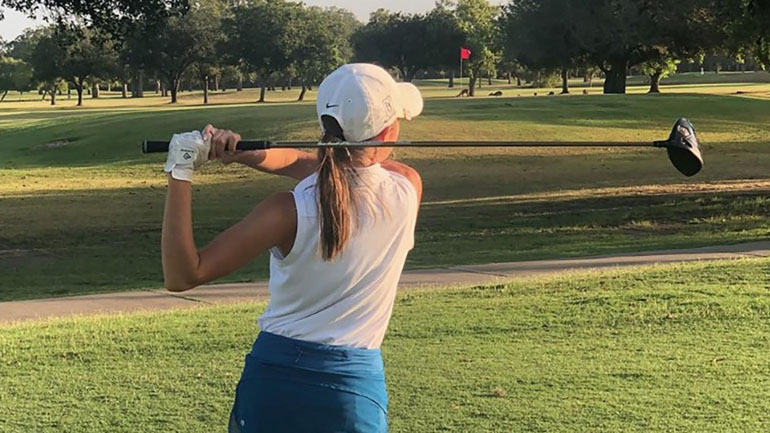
[3,241,769,324]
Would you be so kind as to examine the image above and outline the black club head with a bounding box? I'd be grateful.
[659,118,703,177]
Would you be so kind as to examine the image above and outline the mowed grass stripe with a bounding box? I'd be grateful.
[1,259,770,432]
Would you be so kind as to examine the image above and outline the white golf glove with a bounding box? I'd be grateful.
[163,131,211,183]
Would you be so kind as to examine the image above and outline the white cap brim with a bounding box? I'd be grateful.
[397,83,424,120]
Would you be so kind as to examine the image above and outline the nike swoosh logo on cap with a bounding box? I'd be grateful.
[326,103,339,108]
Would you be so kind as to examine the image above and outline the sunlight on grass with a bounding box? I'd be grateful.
[2,259,770,432]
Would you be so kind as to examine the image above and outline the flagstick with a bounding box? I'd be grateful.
[460,54,463,92]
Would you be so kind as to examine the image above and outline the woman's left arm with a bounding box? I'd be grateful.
[205,124,318,180]
[161,176,296,292]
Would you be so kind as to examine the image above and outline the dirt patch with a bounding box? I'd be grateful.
[34,138,76,150]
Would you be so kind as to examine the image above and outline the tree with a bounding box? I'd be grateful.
[425,3,466,86]
[139,1,220,103]
[292,7,355,101]
[352,10,433,82]
[55,26,118,106]
[455,0,501,96]
[724,0,770,69]
[0,56,32,101]
[749,1,770,68]
[351,7,462,83]
[219,64,244,91]
[323,7,360,65]
[190,1,227,104]
[641,48,681,93]
[222,0,299,103]
[194,63,215,104]
[1,0,188,33]
[502,0,583,94]
[566,0,724,94]
[6,27,44,62]
[26,27,65,105]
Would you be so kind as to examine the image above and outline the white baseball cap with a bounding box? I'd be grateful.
[317,64,424,143]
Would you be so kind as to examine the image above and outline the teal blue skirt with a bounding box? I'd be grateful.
[229,332,388,433]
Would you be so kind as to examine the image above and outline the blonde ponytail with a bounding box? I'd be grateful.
[317,116,364,261]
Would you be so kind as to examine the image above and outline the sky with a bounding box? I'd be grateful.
[1,0,506,41]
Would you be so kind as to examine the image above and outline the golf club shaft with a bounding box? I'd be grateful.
[143,139,666,153]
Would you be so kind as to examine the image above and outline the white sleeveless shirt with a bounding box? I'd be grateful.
[258,164,419,349]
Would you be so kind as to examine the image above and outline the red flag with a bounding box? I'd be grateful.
[460,47,471,60]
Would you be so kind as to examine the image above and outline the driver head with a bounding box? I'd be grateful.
[666,118,703,177]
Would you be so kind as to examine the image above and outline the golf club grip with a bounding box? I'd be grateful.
[142,140,271,153]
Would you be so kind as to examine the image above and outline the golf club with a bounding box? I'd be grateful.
[143,118,704,177]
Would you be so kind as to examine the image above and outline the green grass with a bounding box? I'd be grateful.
[2,259,770,432]
[0,87,770,300]
[3,86,770,300]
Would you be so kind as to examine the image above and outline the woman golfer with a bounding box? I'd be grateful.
[161,64,423,432]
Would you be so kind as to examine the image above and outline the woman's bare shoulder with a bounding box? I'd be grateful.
[380,160,422,203]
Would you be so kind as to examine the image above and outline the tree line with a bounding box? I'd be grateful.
[1,0,769,105]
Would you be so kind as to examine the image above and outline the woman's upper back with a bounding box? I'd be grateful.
[258,163,420,349]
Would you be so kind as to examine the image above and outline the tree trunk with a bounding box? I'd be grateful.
[67,86,71,99]
[468,76,477,96]
[76,81,84,106]
[649,70,662,93]
[155,79,160,94]
[1,90,8,102]
[488,76,492,85]
[560,68,569,94]
[287,77,292,90]
[50,87,56,106]
[603,61,628,94]
[132,71,144,97]
[214,75,219,91]
[169,77,179,103]
[203,75,209,104]
[449,70,455,88]
[92,82,100,99]
[122,83,128,98]
[237,76,243,91]
[507,72,512,84]
[259,84,266,103]
[298,84,307,101]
